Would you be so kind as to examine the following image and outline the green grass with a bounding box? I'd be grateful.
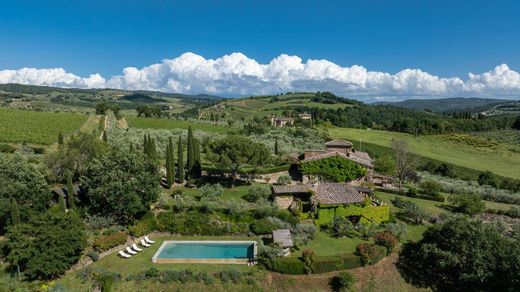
[329,127,520,179]
[56,235,264,291]
[290,231,369,257]
[0,108,88,145]
[127,117,234,133]
[172,183,260,201]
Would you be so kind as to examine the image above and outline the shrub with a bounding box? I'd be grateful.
[419,179,441,197]
[331,216,358,238]
[383,222,407,240]
[448,194,485,215]
[198,183,224,198]
[302,249,316,274]
[87,251,100,262]
[374,231,399,254]
[331,272,356,292]
[244,184,271,202]
[276,175,292,185]
[129,214,157,237]
[93,232,127,252]
[219,270,242,283]
[144,267,159,279]
[250,218,278,235]
[100,275,113,292]
[356,243,375,266]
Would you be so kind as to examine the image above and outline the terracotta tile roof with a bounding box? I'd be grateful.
[312,183,365,205]
[301,151,348,162]
[349,151,373,168]
[325,140,353,147]
[272,184,310,194]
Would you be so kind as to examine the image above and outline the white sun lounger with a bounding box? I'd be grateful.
[126,246,138,255]
[132,243,143,252]
[141,239,151,247]
[144,236,155,244]
[119,251,131,258]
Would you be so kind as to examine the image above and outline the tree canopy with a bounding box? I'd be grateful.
[0,155,50,232]
[398,216,520,291]
[3,206,87,280]
[81,149,159,224]
[207,135,270,187]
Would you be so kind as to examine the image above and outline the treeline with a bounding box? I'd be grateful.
[289,104,515,135]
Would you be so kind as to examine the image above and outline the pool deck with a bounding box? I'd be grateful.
[152,240,258,265]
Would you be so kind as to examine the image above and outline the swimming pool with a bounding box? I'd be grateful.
[152,240,257,264]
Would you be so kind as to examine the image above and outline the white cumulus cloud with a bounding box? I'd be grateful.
[0,52,519,101]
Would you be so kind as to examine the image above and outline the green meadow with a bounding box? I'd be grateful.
[329,127,520,179]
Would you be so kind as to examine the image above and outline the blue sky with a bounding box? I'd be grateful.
[0,0,519,100]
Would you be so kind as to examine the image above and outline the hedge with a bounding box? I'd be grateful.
[316,205,390,226]
[93,232,128,252]
[129,214,157,237]
[271,246,387,275]
[271,257,305,274]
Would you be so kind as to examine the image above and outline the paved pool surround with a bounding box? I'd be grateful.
[152,240,258,264]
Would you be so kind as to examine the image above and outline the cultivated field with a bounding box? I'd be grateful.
[0,108,88,145]
[330,127,520,179]
[127,117,235,133]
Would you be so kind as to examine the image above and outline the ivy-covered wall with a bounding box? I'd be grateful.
[315,204,390,226]
[299,156,367,182]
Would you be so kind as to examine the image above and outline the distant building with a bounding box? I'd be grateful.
[271,116,294,127]
[298,113,312,121]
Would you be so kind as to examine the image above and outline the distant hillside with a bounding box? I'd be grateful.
[0,83,223,112]
[373,97,519,114]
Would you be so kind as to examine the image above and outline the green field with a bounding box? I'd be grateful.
[219,93,350,119]
[330,127,520,179]
[0,108,88,145]
[127,117,235,133]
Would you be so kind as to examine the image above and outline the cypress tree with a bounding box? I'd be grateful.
[66,169,75,209]
[193,139,202,178]
[178,136,184,183]
[58,193,67,213]
[187,126,194,177]
[10,198,21,226]
[274,138,279,155]
[102,131,108,143]
[165,137,175,186]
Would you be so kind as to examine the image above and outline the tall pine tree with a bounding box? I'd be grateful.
[65,169,75,209]
[178,136,184,183]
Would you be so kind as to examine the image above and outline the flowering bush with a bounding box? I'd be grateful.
[374,231,399,254]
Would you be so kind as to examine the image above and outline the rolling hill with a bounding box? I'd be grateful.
[373,97,515,113]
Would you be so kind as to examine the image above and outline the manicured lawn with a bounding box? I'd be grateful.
[329,127,520,179]
[290,231,369,257]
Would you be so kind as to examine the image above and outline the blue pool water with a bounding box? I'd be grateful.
[156,241,255,259]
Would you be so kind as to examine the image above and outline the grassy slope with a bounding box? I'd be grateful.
[220,93,349,119]
[330,127,520,179]
[127,117,235,134]
[0,108,87,145]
